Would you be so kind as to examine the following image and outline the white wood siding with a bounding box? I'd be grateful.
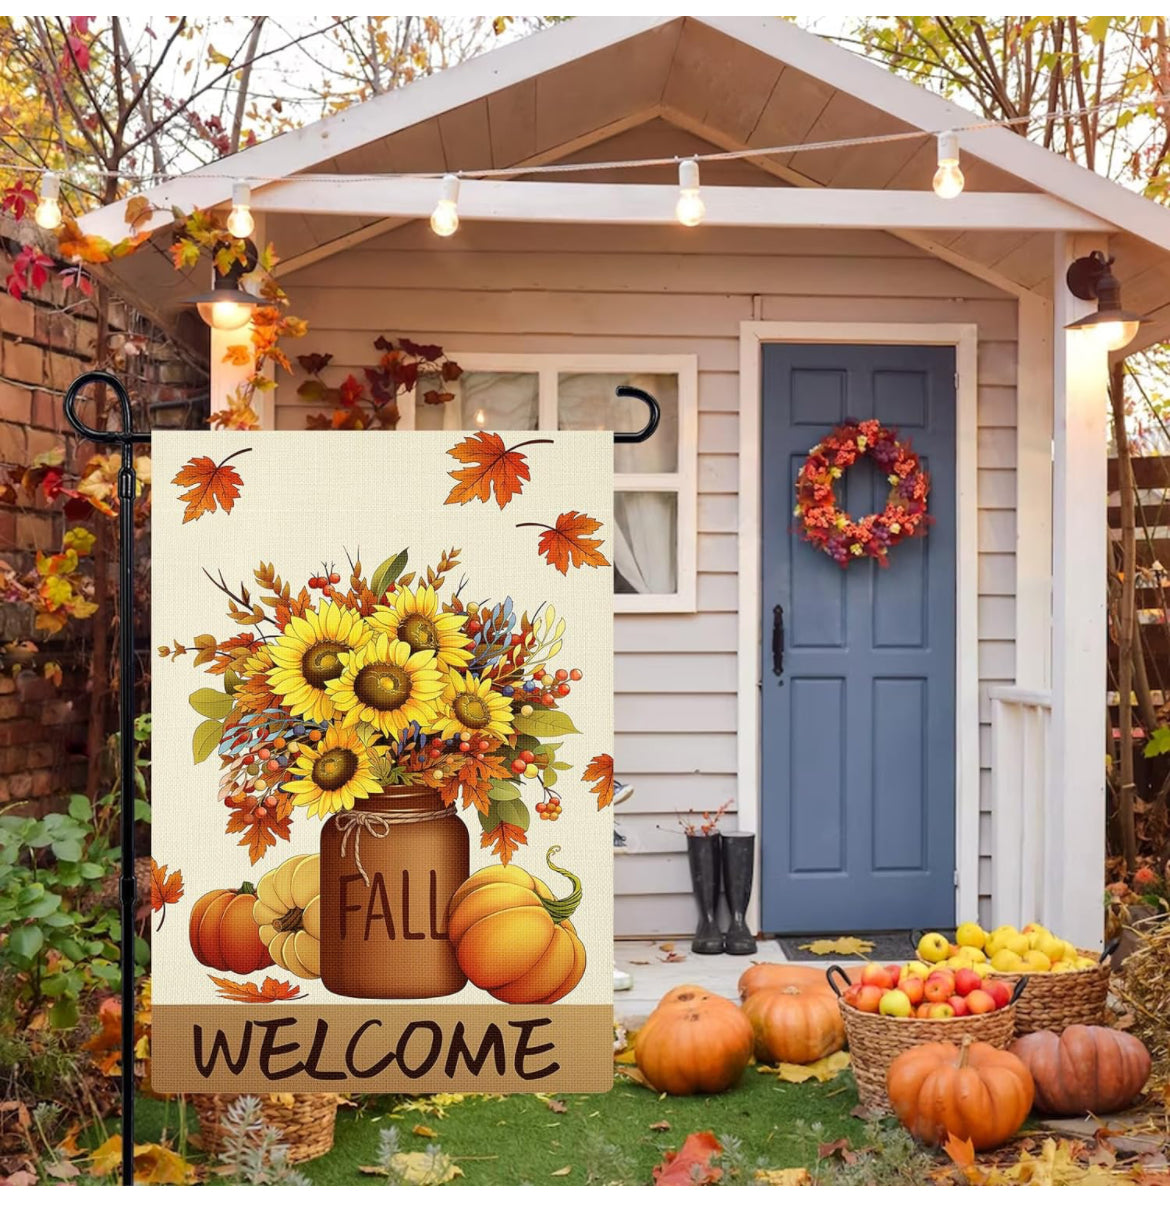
[276,220,1016,936]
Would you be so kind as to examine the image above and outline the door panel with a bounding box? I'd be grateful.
[761,343,956,933]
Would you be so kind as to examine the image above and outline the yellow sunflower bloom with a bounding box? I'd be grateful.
[326,633,444,736]
[370,584,471,672]
[434,669,514,742]
[267,601,372,724]
[283,724,383,817]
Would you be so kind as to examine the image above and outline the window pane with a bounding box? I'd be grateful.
[557,372,679,473]
[614,491,678,595]
[414,371,539,431]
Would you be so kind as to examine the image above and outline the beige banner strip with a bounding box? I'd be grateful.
[153,1003,613,1094]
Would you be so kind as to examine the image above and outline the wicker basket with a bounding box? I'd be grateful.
[826,966,1023,1113]
[996,946,1113,1035]
[190,1093,338,1164]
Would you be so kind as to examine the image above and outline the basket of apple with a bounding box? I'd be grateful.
[911,922,1117,1035]
[826,962,1027,1112]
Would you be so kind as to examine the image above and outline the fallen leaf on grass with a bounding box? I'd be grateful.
[649,1121,671,1132]
[209,975,306,1003]
[546,1099,567,1114]
[798,936,874,956]
[755,1167,811,1185]
[818,1138,858,1164]
[762,1051,851,1084]
[384,1151,462,1186]
[89,1137,197,1185]
[0,1173,36,1186]
[943,1134,977,1171]
[653,1131,723,1186]
[551,1166,572,1177]
[616,1065,654,1088]
[412,1124,439,1139]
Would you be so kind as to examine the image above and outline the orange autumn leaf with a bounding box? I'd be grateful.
[445,431,546,508]
[526,511,611,575]
[150,859,183,928]
[943,1133,977,1171]
[431,746,512,816]
[582,753,614,809]
[481,819,527,865]
[209,975,306,1003]
[222,344,253,367]
[653,1132,724,1186]
[172,448,250,523]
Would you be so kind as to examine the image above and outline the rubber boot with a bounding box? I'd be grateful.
[687,832,724,954]
[721,831,757,955]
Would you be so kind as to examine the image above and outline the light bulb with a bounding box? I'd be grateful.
[35,171,61,229]
[933,131,964,199]
[676,159,705,227]
[1094,319,1142,351]
[473,408,487,425]
[226,180,254,238]
[431,174,460,237]
[197,299,254,330]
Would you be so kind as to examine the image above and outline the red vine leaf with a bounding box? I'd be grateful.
[481,820,527,865]
[210,975,306,1004]
[445,431,543,508]
[582,754,614,809]
[172,449,250,523]
[527,512,611,575]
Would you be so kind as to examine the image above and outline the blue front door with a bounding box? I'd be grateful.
[760,344,957,933]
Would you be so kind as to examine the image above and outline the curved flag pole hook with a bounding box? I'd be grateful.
[63,371,149,1188]
[613,385,660,444]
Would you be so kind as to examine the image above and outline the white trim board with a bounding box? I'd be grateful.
[737,321,981,934]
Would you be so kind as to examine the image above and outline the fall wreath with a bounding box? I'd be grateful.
[794,418,931,567]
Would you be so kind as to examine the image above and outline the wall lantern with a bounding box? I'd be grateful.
[189,238,259,330]
[1064,250,1144,351]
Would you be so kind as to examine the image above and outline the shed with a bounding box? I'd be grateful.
[85,16,1170,945]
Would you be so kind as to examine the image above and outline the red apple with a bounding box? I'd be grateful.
[884,964,903,985]
[855,984,884,1014]
[981,979,1011,1010]
[926,1002,955,1019]
[947,995,970,1017]
[915,1003,933,1019]
[923,971,955,1002]
[954,968,983,997]
[964,989,996,1015]
[861,962,895,989]
[897,976,926,1006]
[842,983,862,1008]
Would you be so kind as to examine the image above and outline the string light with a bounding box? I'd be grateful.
[35,171,61,230]
[430,174,460,237]
[932,131,965,199]
[226,179,254,238]
[675,159,705,227]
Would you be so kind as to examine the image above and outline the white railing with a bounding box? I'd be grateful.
[988,686,1052,927]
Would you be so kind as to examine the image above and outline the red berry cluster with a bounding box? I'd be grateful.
[537,793,562,821]
[308,570,342,589]
[514,666,583,710]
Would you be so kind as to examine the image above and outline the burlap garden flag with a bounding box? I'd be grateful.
[150,430,614,1092]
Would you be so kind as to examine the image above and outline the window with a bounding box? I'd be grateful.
[405,354,698,612]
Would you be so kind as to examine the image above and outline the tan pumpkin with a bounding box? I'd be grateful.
[887,1038,1034,1151]
[1010,1025,1151,1115]
[189,883,271,974]
[738,962,864,1003]
[253,853,321,980]
[635,988,753,1096]
[742,983,844,1064]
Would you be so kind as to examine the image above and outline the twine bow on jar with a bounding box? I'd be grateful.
[333,810,393,885]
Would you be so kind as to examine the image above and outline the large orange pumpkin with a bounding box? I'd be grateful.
[738,963,864,1002]
[189,882,272,974]
[742,983,844,1064]
[635,988,753,1095]
[447,846,586,1004]
[1010,1025,1151,1115]
[887,1038,1034,1151]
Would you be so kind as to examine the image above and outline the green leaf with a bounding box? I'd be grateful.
[135,798,152,822]
[488,781,521,801]
[371,548,409,600]
[8,924,44,959]
[24,892,62,919]
[520,709,578,737]
[193,718,222,764]
[51,838,82,863]
[224,669,243,694]
[49,998,79,1030]
[67,794,92,821]
[189,687,235,720]
[494,800,530,830]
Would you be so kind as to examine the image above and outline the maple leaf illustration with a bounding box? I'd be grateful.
[519,511,611,575]
[149,858,184,928]
[171,448,250,523]
[444,431,551,508]
[429,744,512,815]
[226,797,292,864]
[481,820,527,865]
[209,975,306,1003]
[582,753,614,809]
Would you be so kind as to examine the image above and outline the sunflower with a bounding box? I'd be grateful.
[434,668,514,742]
[267,601,372,724]
[326,633,444,735]
[370,585,471,672]
[283,724,383,817]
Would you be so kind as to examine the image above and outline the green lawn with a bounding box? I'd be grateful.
[134,1067,869,1185]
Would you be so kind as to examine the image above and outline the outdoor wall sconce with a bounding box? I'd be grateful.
[1064,250,1144,351]
[189,237,259,330]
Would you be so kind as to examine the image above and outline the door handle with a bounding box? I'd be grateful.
[772,603,785,681]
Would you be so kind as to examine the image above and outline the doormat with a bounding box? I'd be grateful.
[150,430,614,1093]
[777,932,915,962]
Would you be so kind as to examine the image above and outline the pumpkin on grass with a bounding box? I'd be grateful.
[635,987,753,1095]
[189,883,271,975]
[742,983,844,1064]
[447,846,586,1004]
[253,853,321,981]
[1010,1025,1151,1115]
[738,962,865,1002]
[887,1037,1034,1151]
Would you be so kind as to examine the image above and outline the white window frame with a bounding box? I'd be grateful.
[401,352,698,614]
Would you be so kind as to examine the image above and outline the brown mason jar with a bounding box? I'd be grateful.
[319,786,469,999]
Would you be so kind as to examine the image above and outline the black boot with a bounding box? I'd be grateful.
[721,832,757,955]
[687,832,723,954]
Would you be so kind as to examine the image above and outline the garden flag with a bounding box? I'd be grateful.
[150,430,614,1092]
